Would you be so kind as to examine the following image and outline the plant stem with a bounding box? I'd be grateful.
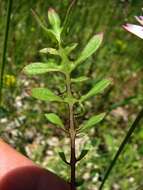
[99,108,143,190]
[66,74,76,190]
[69,104,76,190]
[59,39,76,190]
[0,0,13,105]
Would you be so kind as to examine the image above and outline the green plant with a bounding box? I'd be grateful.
[23,8,111,190]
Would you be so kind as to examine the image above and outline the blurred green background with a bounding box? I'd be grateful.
[0,0,143,189]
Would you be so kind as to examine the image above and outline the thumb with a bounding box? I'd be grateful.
[0,139,70,190]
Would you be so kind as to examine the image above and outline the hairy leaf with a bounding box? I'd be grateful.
[48,8,61,30]
[65,43,78,55]
[48,8,61,42]
[79,113,106,132]
[24,62,62,75]
[32,10,59,42]
[39,48,59,55]
[71,76,89,83]
[32,88,63,102]
[46,29,61,42]
[75,33,103,66]
[45,113,64,128]
[80,79,111,102]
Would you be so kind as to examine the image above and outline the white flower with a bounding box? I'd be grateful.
[123,15,143,39]
[135,16,143,25]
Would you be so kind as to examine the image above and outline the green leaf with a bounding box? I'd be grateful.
[79,113,106,132]
[65,43,78,55]
[75,179,84,187]
[75,33,103,66]
[45,113,64,128]
[58,152,69,165]
[77,149,89,161]
[64,96,78,105]
[31,10,59,42]
[24,62,62,75]
[48,8,61,30]
[71,76,89,83]
[46,29,61,42]
[48,8,62,42]
[39,48,58,55]
[31,88,63,102]
[80,79,111,102]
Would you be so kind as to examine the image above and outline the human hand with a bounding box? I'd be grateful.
[0,139,70,190]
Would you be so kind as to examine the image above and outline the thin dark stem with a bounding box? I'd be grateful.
[69,104,76,190]
[0,0,13,105]
[99,108,143,190]
[59,38,76,189]
[66,74,76,190]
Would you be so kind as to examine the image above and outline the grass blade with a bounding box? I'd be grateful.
[0,0,13,105]
[99,108,143,190]
[62,0,78,34]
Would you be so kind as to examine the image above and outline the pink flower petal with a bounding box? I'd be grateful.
[135,16,143,25]
[139,16,143,19]
[123,24,143,39]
